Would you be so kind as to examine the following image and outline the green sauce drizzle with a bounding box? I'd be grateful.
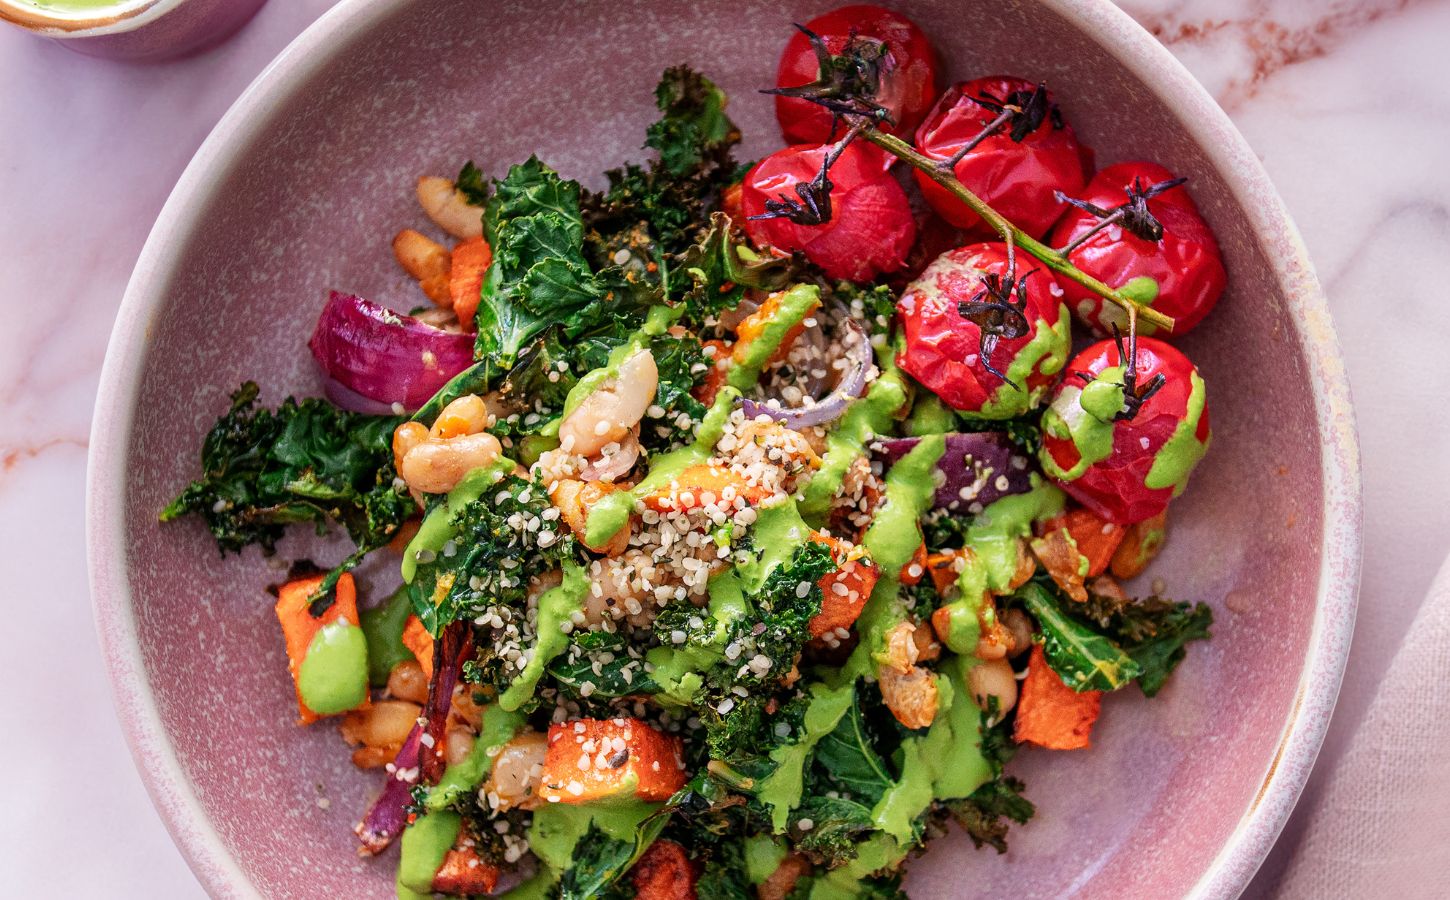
[499,562,589,710]
[584,386,741,547]
[1145,370,1209,495]
[396,810,460,895]
[359,586,416,687]
[726,283,821,391]
[977,306,1071,419]
[297,622,368,715]
[425,705,527,811]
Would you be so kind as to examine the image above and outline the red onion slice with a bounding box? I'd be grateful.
[740,319,873,429]
[354,621,468,855]
[354,724,424,855]
[579,428,641,482]
[309,291,474,412]
[874,432,1034,512]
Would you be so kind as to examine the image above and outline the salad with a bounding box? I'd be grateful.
[162,6,1222,898]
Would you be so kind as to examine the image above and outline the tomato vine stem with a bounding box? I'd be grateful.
[859,128,1176,333]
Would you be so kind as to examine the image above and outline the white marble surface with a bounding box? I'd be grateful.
[1,0,1445,895]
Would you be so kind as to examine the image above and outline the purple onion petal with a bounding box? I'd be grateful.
[874,432,1034,512]
[420,622,469,785]
[354,724,424,856]
[739,320,872,430]
[309,291,474,412]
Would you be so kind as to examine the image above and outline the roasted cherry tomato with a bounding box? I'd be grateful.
[896,242,1070,417]
[1038,336,1210,524]
[774,4,940,145]
[1049,161,1226,337]
[741,142,915,283]
[913,77,1091,238]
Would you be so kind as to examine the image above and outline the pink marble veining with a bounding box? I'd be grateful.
[6,0,1446,896]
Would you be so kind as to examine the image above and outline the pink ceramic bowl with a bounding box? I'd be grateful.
[86,0,1360,896]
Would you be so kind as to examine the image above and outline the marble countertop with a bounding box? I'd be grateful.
[2,0,1444,895]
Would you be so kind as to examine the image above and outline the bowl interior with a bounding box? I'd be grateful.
[105,0,1339,896]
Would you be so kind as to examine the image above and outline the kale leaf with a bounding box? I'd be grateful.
[160,381,410,565]
[1016,580,1142,692]
[945,776,1036,854]
[792,795,877,867]
[1080,590,1214,697]
[812,692,894,805]
[584,66,741,259]
[406,473,577,634]
[676,212,797,317]
[454,160,488,207]
[548,629,660,699]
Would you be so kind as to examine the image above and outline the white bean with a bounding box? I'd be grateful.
[558,350,658,458]
[482,731,548,811]
[400,432,502,494]
[969,658,1019,717]
[417,175,484,240]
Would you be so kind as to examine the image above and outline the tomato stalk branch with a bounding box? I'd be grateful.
[858,128,1175,333]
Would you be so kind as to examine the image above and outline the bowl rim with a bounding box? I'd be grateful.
[85,0,1361,896]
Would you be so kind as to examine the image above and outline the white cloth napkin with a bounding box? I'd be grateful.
[1249,554,1450,899]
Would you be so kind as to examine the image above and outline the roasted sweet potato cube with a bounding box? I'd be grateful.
[1040,508,1125,579]
[1013,645,1102,750]
[538,718,687,804]
[274,573,365,724]
[807,533,879,638]
[640,464,769,513]
[631,839,698,900]
[401,614,434,680]
[432,840,502,895]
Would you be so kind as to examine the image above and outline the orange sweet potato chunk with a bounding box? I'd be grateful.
[639,464,769,513]
[274,573,363,725]
[808,532,879,638]
[1013,645,1102,750]
[448,236,492,327]
[538,718,687,804]
[631,839,699,900]
[401,614,434,681]
[432,841,502,895]
[1040,508,1125,580]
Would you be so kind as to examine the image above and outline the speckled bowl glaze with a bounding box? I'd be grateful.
[86,0,1360,897]
[0,0,267,62]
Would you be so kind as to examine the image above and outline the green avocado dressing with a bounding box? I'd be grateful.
[425,705,526,811]
[647,569,750,703]
[871,659,992,842]
[745,834,790,884]
[584,386,741,547]
[735,500,814,592]
[977,307,1072,419]
[527,800,660,872]
[1145,369,1209,495]
[297,622,369,715]
[756,680,856,831]
[498,562,589,710]
[359,586,416,687]
[396,810,460,895]
[806,833,908,898]
[401,458,516,584]
[726,283,821,391]
[904,392,957,436]
[840,437,945,680]
[799,354,909,523]
[1038,366,1124,483]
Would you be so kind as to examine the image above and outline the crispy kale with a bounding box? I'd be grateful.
[406,473,577,634]
[548,629,660,699]
[584,66,742,258]
[161,382,409,554]
[944,776,1036,854]
[676,213,798,318]
[1016,580,1142,692]
[688,542,836,760]
[1080,589,1214,697]
[160,383,411,610]
[454,160,488,206]
[473,157,655,370]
